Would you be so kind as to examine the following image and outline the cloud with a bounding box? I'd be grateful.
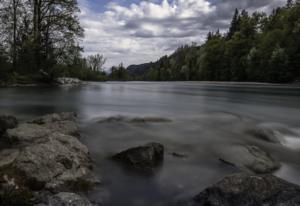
[78,0,286,69]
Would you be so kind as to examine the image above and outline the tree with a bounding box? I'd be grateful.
[87,54,106,72]
[227,8,240,39]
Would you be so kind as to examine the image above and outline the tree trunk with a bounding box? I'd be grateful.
[12,0,17,71]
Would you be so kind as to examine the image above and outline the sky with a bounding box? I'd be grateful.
[78,0,286,68]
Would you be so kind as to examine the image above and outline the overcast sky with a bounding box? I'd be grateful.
[78,0,286,68]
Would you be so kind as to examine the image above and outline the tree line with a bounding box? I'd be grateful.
[125,0,300,83]
[0,0,107,83]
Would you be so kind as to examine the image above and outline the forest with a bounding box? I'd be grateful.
[125,0,300,83]
[1,0,300,83]
[0,0,107,84]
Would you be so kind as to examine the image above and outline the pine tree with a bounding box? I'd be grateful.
[228,8,240,39]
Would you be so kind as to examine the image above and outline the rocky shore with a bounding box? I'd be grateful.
[0,112,98,205]
[0,112,299,206]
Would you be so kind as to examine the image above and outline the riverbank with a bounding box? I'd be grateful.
[0,77,83,88]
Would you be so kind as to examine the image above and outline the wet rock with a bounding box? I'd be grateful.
[0,113,98,194]
[247,126,281,144]
[0,149,20,168]
[6,123,51,145]
[0,115,18,135]
[31,112,79,137]
[112,142,164,174]
[170,152,188,159]
[42,192,93,206]
[193,173,300,206]
[6,112,80,145]
[13,133,92,191]
[98,115,172,123]
[31,112,77,124]
[218,145,280,174]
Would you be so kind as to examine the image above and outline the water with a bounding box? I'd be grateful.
[1,82,300,205]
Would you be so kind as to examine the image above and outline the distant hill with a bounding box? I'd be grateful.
[127,62,154,75]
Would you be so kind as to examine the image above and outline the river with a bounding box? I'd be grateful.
[1,81,300,205]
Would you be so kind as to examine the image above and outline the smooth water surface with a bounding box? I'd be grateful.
[1,82,300,205]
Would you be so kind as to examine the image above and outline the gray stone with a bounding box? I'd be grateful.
[113,142,164,174]
[0,113,98,193]
[0,114,18,135]
[6,123,51,144]
[31,112,77,124]
[6,112,80,145]
[218,145,280,174]
[193,173,300,206]
[13,133,93,190]
[46,192,93,206]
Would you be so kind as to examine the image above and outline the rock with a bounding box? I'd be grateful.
[0,113,98,194]
[6,112,80,144]
[97,115,172,123]
[170,152,188,159]
[43,192,93,206]
[0,149,20,168]
[31,112,77,124]
[193,173,300,206]
[247,126,281,144]
[13,133,91,190]
[31,112,79,137]
[55,77,81,86]
[112,142,164,174]
[6,123,51,144]
[0,114,18,135]
[218,145,280,174]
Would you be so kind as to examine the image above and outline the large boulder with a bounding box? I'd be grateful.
[0,115,18,135]
[0,113,98,194]
[112,142,164,174]
[218,145,280,174]
[193,173,300,206]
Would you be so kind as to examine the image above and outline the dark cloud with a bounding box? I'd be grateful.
[79,0,286,68]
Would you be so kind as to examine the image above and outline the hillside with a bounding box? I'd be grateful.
[126,3,300,83]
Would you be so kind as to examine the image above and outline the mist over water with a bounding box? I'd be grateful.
[1,82,300,205]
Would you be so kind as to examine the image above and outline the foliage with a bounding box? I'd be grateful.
[127,1,300,83]
[0,0,107,83]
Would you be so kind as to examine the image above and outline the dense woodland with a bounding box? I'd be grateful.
[126,1,300,83]
[0,0,107,83]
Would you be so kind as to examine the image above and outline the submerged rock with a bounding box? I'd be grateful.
[218,145,280,174]
[0,115,18,135]
[98,115,172,123]
[247,126,281,144]
[112,142,164,174]
[170,152,188,159]
[193,173,300,206]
